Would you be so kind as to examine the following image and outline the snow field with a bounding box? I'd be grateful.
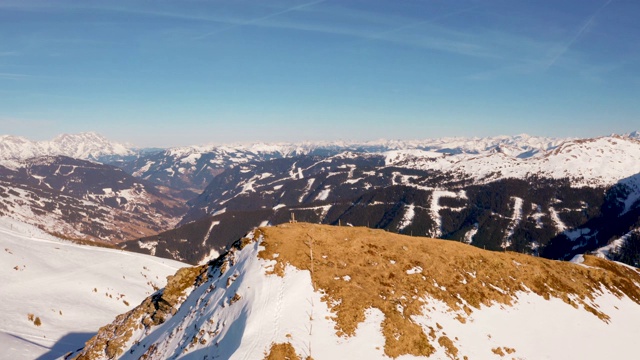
[0,217,187,360]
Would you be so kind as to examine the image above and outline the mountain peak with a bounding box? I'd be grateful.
[72,223,640,360]
[0,132,133,166]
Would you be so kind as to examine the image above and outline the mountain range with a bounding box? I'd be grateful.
[117,134,640,267]
[0,133,132,168]
[0,132,639,267]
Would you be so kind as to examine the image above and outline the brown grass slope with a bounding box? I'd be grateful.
[257,223,640,358]
[71,223,640,359]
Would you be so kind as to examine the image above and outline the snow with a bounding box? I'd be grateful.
[298,178,316,203]
[199,248,221,266]
[619,175,640,214]
[530,203,545,229]
[593,229,639,259]
[384,136,640,187]
[240,177,258,193]
[3,132,637,191]
[564,228,591,241]
[180,153,201,165]
[549,206,567,233]
[570,254,585,264]
[132,161,154,177]
[406,266,423,275]
[397,204,415,232]
[0,132,132,167]
[212,208,227,216]
[463,223,479,244]
[202,220,221,246]
[138,240,158,256]
[411,289,640,360]
[315,186,331,201]
[502,197,523,248]
[0,217,187,360]
[429,190,467,237]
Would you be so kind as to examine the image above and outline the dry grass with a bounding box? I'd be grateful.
[263,342,301,360]
[258,223,640,359]
[437,336,458,359]
[491,346,516,357]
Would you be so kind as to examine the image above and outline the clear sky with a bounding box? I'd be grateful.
[0,0,638,147]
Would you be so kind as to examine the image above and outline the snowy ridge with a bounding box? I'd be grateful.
[72,223,640,360]
[161,133,566,160]
[593,229,639,259]
[9,131,633,193]
[385,136,640,186]
[116,133,581,193]
[0,132,132,168]
[0,217,187,359]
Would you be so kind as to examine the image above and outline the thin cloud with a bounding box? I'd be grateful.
[545,0,614,71]
[0,72,32,80]
[195,0,326,40]
[370,5,482,39]
[230,5,499,59]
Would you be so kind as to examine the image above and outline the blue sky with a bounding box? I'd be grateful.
[0,0,638,147]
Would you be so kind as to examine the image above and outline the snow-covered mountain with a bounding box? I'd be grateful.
[0,217,187,360]
[0,132,132,168]
[2,131,639,262]
[0,156,188,243]
[2,131,632,194]
[71,223,640,359]
[123,134,640,266]
[112,134,568,194]
[385,135,640,187]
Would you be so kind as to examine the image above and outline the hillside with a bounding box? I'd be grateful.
[0,156,189,243]
[0,217,188,360]
[72,223,640,359]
